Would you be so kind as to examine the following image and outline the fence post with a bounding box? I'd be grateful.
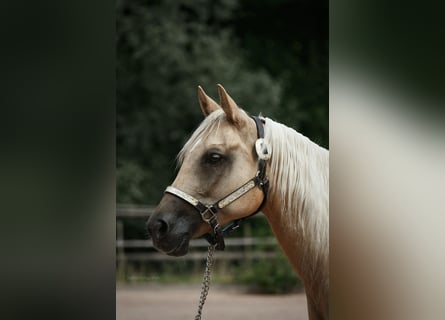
[116,219,126,281]
[243,222,253,269]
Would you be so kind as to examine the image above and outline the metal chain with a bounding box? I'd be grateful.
[194,244,216,320]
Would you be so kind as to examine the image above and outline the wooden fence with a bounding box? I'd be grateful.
[116,204,279,263]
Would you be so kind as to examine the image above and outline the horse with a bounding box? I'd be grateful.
[146,84,329,320]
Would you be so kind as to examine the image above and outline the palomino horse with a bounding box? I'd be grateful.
[146,85,329,320]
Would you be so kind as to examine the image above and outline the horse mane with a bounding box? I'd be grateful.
[264,117,329,263]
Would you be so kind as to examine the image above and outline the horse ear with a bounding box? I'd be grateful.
[198,85,220,116]
[217,84,244,125]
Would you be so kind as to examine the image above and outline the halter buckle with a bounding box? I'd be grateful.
[201,206,218,224]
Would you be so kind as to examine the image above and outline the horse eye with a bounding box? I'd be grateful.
[206,152,223,164]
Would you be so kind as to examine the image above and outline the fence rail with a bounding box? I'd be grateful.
[116,237,277,248]
[116,205,279,263]
[116,205,156,217]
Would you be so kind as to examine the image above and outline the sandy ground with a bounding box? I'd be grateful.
[117,284,308,320]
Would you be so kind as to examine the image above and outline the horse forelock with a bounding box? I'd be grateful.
[177,110,226,167]
[177,108,252,168]
[264,117,329,263]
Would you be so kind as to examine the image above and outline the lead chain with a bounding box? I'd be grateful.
[194,244,216,320]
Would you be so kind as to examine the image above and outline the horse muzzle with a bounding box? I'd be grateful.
[146,195,202,256]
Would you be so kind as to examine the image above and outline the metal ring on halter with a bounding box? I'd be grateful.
[201,207,218,223]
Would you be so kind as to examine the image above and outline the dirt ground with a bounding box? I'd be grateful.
[117,284,308,320]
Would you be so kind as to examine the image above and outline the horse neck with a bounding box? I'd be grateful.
[261,118,329,285]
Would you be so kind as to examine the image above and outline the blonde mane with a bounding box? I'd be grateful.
[264,117,329,263]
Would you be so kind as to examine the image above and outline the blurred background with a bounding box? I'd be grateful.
[1,0,443,319]
[116,0,328,295]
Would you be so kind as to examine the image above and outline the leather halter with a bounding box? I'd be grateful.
[164,116,270,250]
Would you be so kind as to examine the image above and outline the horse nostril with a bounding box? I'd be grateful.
[154,219,169,239]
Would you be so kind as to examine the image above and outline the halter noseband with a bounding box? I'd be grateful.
[164,116,270,250]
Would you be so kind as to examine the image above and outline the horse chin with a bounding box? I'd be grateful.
[153,233,191,257]
[165,237,190,257]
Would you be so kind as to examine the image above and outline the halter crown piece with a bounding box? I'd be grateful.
[164,116,270,250]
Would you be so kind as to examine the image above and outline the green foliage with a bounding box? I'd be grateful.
[234,0,329,147]
[235,250,302,294]
[117,0,287,204]
[117,0,328,204]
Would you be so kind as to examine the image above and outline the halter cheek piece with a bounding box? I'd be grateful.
[164,116,270,250]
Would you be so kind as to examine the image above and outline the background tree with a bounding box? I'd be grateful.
[117,0,327,205]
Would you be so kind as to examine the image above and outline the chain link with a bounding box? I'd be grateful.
[194,244,216,320]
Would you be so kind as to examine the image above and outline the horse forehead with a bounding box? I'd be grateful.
[186,120,255,156]
[204,128,244,147]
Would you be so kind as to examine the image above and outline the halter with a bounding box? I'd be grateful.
[164,116,270,250]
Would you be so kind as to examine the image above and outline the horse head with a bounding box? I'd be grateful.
[146,84,268,256]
